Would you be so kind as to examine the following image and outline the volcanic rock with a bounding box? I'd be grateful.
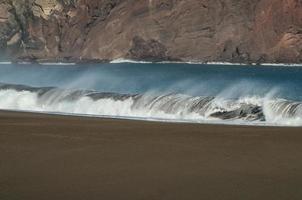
[0,0,301,63]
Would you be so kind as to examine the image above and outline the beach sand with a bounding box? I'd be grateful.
[1,110,302,200]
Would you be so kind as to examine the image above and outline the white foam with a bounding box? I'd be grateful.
[110,59,152,64]
[39,62,76,66]
[0,88,301,126]
[0,61,12,65]
[261,63,302,67]
[1,59,302,67]
[110,58,302,67]
[1,61,77,65]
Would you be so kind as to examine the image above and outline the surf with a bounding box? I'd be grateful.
[0,83,301,126]
[0,62,302,126]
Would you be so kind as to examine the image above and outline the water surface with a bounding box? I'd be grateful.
[0,62,301,126]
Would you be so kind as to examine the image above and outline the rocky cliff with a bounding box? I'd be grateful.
[0,0,301,63]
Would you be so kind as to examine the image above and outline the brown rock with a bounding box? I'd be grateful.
[0,0,301,63]
[127,36,169,61]
[0,3,9,22]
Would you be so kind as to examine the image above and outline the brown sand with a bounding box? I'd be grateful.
[1,110,302,200]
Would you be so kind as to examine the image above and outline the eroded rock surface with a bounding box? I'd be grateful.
[0,0,301,63]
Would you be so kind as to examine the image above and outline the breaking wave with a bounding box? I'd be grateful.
[110,59,302,67]
[0,83,301,126]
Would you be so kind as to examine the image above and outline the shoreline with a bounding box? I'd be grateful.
[1,60,302,67]
[0,109,297,128]
[1,109,302,199]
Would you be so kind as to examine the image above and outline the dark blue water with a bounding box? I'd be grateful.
[0,63,302,101]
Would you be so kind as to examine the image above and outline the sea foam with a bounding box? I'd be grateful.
[0,83,301,126]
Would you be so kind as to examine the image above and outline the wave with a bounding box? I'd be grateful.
[0,61,76,66]
[2,59,302,67]
[0,61,12,65]
[0,83,301,126]
[110,59,302,67]
[110,59,152,64]
[39,62,76,66]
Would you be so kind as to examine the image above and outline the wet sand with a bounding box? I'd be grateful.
[1,110,302,200]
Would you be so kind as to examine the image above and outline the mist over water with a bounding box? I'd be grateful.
[0,62,302,126]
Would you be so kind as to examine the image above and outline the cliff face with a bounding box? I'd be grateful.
[0,0,301,63]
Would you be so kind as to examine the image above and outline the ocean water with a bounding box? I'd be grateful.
[0,62,302,126]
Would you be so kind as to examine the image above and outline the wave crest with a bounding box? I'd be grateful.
[0,83,301,126]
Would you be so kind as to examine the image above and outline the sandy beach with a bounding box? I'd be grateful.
[1,110,302,200]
